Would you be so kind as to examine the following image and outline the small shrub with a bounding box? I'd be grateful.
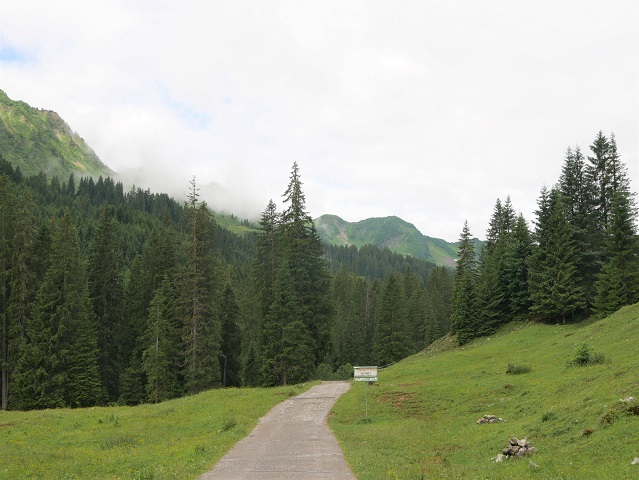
[599,409,618,426]
[315,363,353,381]
[599,399,639,426]
[506,363,531,375]
[315,363,334,380]
[626,403,639,416]
[220,417,237,432]
[541,412,556,422]
[336,363,353,380]
[567,342,607,367]
[194,444,208,454]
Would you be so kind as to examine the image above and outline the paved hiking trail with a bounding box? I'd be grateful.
[200,381,356,480]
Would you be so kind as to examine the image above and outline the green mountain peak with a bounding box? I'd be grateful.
[315,214,461,266]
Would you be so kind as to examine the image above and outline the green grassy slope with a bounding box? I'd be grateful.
[315,214,461,267]
[330,305,639,479]
[0,89,114,179]
[0,384,312,480]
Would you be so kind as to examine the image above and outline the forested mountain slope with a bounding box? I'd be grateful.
[315,214,473,267]
[0,157,453,410]
[0,89,114,179]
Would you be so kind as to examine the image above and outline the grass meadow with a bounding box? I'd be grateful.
[0,384,312,479]
[2,304,639,479]
[330,304,639,479]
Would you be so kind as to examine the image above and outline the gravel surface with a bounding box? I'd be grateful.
[200,381,356,480]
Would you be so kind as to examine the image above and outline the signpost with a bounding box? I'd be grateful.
[354,366,378,419]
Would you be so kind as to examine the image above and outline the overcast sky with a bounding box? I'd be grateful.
[1,1,637,241]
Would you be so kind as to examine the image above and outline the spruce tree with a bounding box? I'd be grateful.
[178,178,221,394]
[402,269,424,353]
[13,213,103,409]
[88,205,124,401]
[560,146,599,307]
[476,198,513,335]
[242,341,260,387]
[65,286,104,408]
[279,163,332,365]
[142,277,181,403]
[587,132,631,232]
[121,218,180,404]
[219,283,242,387]
[260,260,314,386]
[374,274,409,365]
[504,214,533,316]
[422,266,454,345]
[593,190,639,315]
[528,189,586,322]
[330,269,373,367]
[255,163,331,384]
[253,200,280,319]
[451,221,480,344]
[6,188,39,409]
[119,255,148,405]
[0,175,15,410]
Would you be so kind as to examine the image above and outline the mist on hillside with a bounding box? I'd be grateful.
[114,164,263,223]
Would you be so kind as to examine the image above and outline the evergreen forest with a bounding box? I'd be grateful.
[0,130,637,412]
[451,132,639,344]
[0,159,450,410]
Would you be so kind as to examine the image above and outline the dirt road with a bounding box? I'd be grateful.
[200,381,356,480]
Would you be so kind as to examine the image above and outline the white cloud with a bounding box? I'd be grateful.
[1,0,637,241]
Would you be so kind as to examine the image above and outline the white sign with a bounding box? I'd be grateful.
[354,366,378,382]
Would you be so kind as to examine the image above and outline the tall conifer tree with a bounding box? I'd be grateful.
[178,178,221,394]
[593,191,639,315]
[142,277,181,403]
[374,274,409,365]
[88,205,124,401]
[219,283,242,387]
[253,200,280,319]
[528,189,586,322]
[559,146,598,307]
[260,260,314,385]
[0,176,14,410]
[451,221,480,344]
[5,188,39,409]
[279,163,332,365]
[13,213,103,409]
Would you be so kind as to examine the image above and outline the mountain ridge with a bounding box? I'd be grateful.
[0,90,472,264]
[315,213,463,267]
[0,89,114,180]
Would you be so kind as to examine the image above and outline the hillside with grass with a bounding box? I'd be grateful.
[0,89,114,179]
[330,304,639,479]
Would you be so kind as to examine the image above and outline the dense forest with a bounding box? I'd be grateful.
[0,159,451,410]
[451,132,639,344]
[1,130,636,411]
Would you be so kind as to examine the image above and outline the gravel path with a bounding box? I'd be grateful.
[200,381,356,480]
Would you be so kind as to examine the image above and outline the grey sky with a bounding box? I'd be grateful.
[1,0,637,241]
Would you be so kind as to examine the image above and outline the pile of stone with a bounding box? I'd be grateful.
[501,437,536,458]
[477,414,505,424]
